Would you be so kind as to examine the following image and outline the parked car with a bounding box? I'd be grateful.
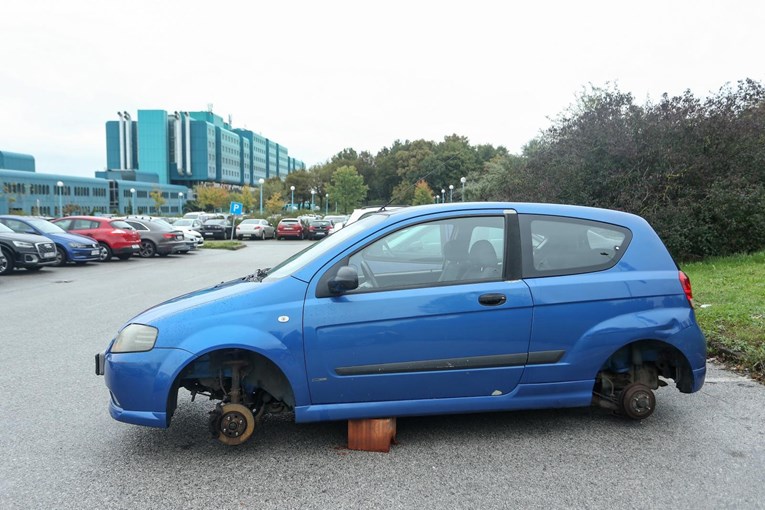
[236,219,275,240]
[327,221,344,236]
[0,215,100,266]
[173,218,204,232]
[307,220,332,240]
[200,219,235,240]
[323,215,348,225]
[126,215,202,250]
[0,222,58,274]
[276,218,308,240]
[96,202,706,446]
[52,216,141,261]
[121,218,189,257]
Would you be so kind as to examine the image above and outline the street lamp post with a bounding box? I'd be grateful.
[178,192,183,214]
[56,181,64,216]
[258,178,265,214]
[449,184,454,203]
[290,186,295,211]
[441,188,445,203]
[130,188,136,215]
[325,193,329,214]
[310,189,316,211]
[460,176,467,202]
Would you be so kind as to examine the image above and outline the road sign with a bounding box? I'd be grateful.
[229,201,243,215]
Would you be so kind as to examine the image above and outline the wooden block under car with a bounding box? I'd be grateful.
[347,418,397,452]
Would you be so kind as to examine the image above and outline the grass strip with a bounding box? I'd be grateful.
[682,251,765,381]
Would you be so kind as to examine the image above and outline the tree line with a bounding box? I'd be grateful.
[190,78,764,260]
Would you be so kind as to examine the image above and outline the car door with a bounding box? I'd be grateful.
[302,213,533,404]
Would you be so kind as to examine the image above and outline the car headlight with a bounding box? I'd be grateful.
[68,242,90,248]
[111,324,159,353]
[12,240,34,248]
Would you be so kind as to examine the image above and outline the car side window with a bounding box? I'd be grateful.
[520,215,631,277]
[126,221,148,231]
[343,216,505,293]
[55,219,72,230]
[2,219,27,232]
[72,219,95,229]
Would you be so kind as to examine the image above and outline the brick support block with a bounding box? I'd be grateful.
[347,417,397,452]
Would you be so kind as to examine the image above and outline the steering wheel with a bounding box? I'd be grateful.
[360,260,378,288]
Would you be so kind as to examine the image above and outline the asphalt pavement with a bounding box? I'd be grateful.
[0,241,763,510]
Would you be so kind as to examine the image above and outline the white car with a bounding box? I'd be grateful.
[236,219,275,240]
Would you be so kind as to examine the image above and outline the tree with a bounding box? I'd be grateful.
[231,185,255,213]
[194,185,230,212]
[328,166,368,214]
[150,188,166,213]
[412,179,434,205]
[265,192,285,215]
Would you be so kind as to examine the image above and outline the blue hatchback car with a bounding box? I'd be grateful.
[0,216,101,266]
[96,203,706,445]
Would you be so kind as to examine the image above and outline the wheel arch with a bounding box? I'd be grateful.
[164,344,301,426]
[597,338,695,393]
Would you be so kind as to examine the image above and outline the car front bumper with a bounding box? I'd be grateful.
[100,347,193,428]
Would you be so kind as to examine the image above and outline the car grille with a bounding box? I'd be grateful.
[36,242,56,258]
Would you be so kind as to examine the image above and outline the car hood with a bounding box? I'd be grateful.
[0,232,52,243]
[122,275,308,349]
[45,232,97,245]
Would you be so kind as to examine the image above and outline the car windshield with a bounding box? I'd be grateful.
[174,219,195,226]
[265,214,387,280]
[311,221,330,227]
[241,219,258,224]
[27,219,66,234]
[205,220,225,225]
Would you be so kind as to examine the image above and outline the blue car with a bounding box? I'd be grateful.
[96,203,706,445]
[0,216,101,266]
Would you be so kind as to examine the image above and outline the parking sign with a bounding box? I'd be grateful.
[229,201,243,215]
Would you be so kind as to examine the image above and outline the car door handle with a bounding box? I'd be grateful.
[478,293,506,306]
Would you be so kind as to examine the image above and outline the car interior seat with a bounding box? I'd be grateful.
[462,240,500,280]
[438,240,469,282]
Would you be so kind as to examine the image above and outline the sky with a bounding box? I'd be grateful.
[1,0,763,178]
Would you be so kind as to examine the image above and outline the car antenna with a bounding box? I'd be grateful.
[377,154,459,212]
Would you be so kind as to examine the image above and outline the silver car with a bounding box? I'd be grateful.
[236,219,275,240]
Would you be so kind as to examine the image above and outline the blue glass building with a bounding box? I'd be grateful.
[104,108,305,188]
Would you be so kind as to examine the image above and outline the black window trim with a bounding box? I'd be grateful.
[519,214,633,278]
[316,212,519,298]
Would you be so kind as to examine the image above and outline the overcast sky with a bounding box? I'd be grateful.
[1,0,763,177]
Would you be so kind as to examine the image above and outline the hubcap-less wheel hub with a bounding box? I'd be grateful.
[216,403,255,445]
[621,383,656,420]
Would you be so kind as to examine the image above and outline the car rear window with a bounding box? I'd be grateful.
[110,220,133,229]
[520,215,631,277]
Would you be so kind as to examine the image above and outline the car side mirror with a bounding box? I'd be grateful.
[328,266,359,295]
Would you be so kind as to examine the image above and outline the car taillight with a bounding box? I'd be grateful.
[163,233,175,239]
[310,227,316,231]
[679,271,694,307]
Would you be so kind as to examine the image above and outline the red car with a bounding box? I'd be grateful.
[276,218,308,240]
[51,216,141,261]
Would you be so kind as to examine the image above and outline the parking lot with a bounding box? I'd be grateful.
[1,241,764,509]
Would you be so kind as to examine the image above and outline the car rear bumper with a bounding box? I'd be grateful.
[112,244,141,255]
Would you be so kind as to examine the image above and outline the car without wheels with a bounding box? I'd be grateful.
[96,202,707,445]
